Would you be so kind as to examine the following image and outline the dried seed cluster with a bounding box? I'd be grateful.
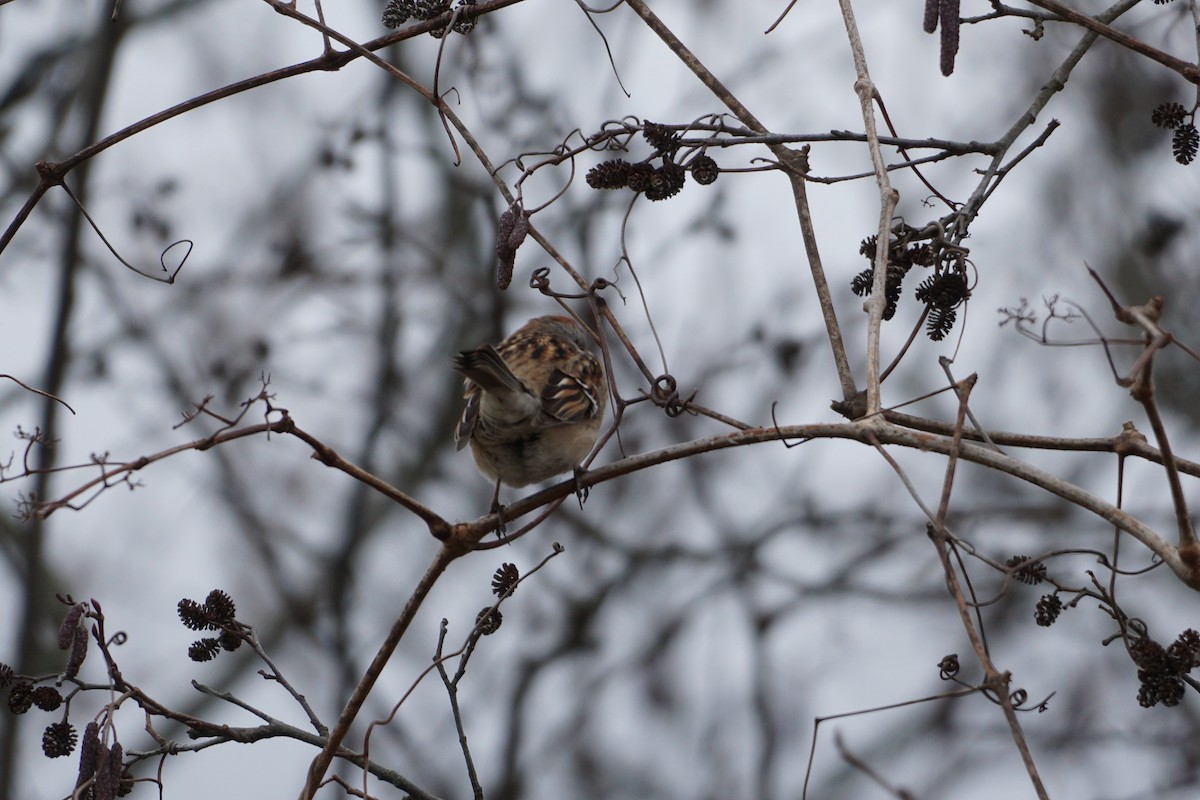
[851,228,969,340]
[1005,555,1048,585]
[470,562,523,637]
[1131,629,1200,708]
[0,601,134,791]
[1034,594,1064,627]
[586,122,721,202]
[2,598,108,766]
[915,272,970,341]
[1150,101,1199,165]
[178,589,244,662]
[475,607,503,635]
[382,0,477,35]
[492,562,520,596]
[43,721,78,758]
[851,233,938,320]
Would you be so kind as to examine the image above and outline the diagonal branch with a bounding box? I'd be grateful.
[1026,0,1200,84]
[621,0,857,402]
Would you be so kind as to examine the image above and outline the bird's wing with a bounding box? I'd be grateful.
[454,382,481,451]
[537,367,600,426]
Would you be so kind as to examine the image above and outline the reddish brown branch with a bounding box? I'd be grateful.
[1025,0,1200,84]
[34,413,448,536]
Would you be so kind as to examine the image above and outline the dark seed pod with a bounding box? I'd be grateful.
[475,607,502,635]
[188,638,221,662]
[32,686,63,712]
[453,0,477,34]
[642,121,680,155]
[1172,124,1198,165]
[1005,555,1047,585]
[645,162,685,201]
[382,0,410,28]
[587,159,633,190]
[42,721,78,758]
[625,162,655,193]
[204,590,236,625]
[1034,594,1063,627]
[689,155,719,185]
[412,0,452,20]
[1151,102,1188,130]
[7,682,34,714]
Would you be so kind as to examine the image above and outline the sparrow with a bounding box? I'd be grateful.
[454,315,607,489]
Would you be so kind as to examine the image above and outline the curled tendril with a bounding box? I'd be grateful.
[770,401,807,449]
[975,681,1053,713]
[1010,687,1055,713]
[59,179,190,284]
[526,266,593,300]
[648,373,695,417]
[161,239,192,283]
[529,266,552,292]
[1031,692,1055,712]
[937,653,961,679]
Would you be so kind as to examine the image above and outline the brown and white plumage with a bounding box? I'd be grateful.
[454,315,606,488]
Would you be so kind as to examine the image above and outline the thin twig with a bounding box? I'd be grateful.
[923,374,1051,800]
[834,732,923,800]
[801,686,980,798]
[621,0,857,402]
[301,543,463,800]
[433,622,485,800]
[0,374,75,415]
[245,629,328,736]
